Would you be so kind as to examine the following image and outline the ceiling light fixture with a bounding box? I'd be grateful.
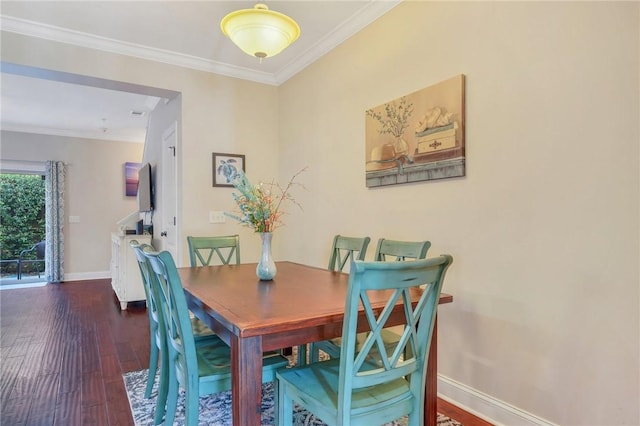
[220,3,300,62]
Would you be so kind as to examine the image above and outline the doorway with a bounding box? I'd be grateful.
[2,63,183,272]
[0,171,46,287]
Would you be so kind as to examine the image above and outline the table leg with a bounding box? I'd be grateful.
[425,315,438,426]
[231,334,263,425]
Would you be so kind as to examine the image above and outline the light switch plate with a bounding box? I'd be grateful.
[209,211,226,224]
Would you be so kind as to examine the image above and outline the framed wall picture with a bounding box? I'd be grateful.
[212,153,246,187]
[124,162,142,196]
[365,74,466,188]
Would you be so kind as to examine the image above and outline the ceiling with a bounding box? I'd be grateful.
[0,1,400,142]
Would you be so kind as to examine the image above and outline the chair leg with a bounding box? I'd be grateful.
[273,380,279,425]
[154,360,170,425]
[145,341,159,398]
[309,343,319,363]
[408,409,421,426]
[277,382,293,426]
[164,375,179,426]
[185,379,199,426]
[296,344,307,366]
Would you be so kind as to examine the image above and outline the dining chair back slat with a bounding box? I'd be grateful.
[374,238,431,261]
[328,235,371,272]
[187,235,240,266]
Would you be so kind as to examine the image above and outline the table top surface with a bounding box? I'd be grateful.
[179,261,452,338]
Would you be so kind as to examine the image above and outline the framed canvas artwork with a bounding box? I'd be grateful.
[124,162,142,196]
[212,153,245,187]
[365,74,466,188]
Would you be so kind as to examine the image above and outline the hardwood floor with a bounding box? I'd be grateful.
[0,279,491,425]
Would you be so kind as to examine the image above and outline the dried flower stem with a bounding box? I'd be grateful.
[226,167,307,233]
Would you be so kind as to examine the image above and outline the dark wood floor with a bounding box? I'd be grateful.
[0,279,491,426]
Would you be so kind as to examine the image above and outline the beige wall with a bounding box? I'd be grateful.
[1,30,281,264]
[1,1,638,425]
[0,131,143,278]
[277,2,639,425]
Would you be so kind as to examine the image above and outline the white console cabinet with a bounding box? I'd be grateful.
[110,233,151,310]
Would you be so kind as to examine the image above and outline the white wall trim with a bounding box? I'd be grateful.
[1,2,401,86]
[0,15,280,86]
[63,271,111,282]
[438,375,557,426]
[0,159,46,174]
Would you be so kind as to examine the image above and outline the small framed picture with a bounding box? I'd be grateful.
[124,162,142,196]
[212,153,245,187]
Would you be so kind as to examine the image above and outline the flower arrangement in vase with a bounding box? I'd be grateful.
[226,168,306,280]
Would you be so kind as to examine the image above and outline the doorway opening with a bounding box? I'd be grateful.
[0,172,46,288]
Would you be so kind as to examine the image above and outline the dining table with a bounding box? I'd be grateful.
[179,261,453,426]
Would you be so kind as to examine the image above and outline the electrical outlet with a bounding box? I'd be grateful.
[69,215,81,223]
[209,211,226,224]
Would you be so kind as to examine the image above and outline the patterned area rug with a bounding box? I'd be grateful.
[123,368,462,426]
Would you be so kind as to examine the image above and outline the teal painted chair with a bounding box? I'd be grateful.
[277,255,453,426]
[308,235,371,363]
[327,235,371,272]
[142,248,289,426]
[374,238,432,358]
[130,240,162,400]
[130,240,216,423]
[374,238,431,261]
[310,237,431,363]
[187,235,240,266]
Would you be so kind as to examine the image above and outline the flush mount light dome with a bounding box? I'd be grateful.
[220,3,300,60]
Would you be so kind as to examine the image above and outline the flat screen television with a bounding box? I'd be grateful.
[137,163,154,212]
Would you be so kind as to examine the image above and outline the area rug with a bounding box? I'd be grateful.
[123,368,462,426]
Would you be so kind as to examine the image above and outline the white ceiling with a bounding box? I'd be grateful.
[0,1,399,142]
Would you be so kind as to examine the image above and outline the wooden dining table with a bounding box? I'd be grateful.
[179,261,453,426]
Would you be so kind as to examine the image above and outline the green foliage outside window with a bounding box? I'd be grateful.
[0,174,46,274]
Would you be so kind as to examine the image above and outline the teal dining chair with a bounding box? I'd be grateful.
[374,238,431,261]
[309,237,431,363]
[327,234,371,272]
[130,241,216,423]
[186,234,240,266]
[308,235,371,363]
[277,255,453,426]
[142,247,289,426]
[130,240,163,400]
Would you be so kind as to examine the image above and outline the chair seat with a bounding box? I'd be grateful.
[276,358,413,423]
[197,340,288,395]
[191,317,215,338]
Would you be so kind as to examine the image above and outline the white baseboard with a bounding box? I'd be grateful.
[437,375,557,426]
[63,271,111,281]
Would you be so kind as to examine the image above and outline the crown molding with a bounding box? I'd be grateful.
[0,15,279,85]
[1,1,400,86]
